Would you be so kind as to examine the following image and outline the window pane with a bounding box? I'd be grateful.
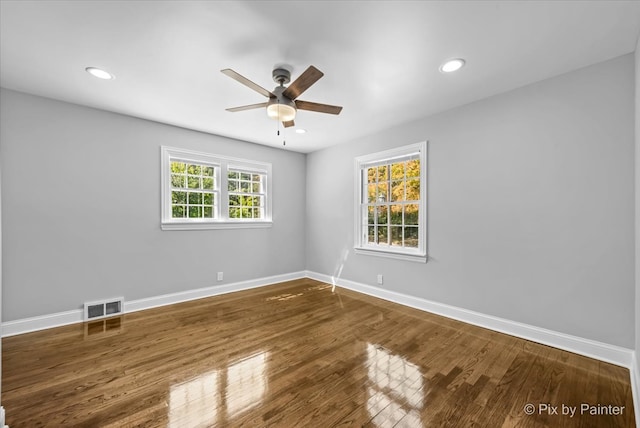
[228,180,238,192]
[171,162,186,173]
[252,174,261,181]
[202,177,214,190]
[405,227,419,247]
[203,207,213,218]
[406,160,420,177]
[405,204,419,225]
[378,226,388,245]
[252,208,261,219]
[228,171,239,179]
[171,174,185,188]
[377,206,388,225]
[188,192,202,204]
[367,184,376,203]
[253,196,262,207]
[172,205,185,218]
[391,162,404,180]
[252,182,261,193]
[391,180,404,201]
[203,193,213,205]
[188,206,202,218]
[241,173,251,181]
[377,165,388,181]
[203,166,214,177]
[367,206,375,224]
[367,167,376,183]
[390,226,403,246]
[187,176,200,189]
[229,195,240,206]
[241,207,251,218]
[390,205,403,225]
[377,183,388,202]
[240,181,250,192]
[406,179,420,201]
[187,164,201,175]
[172,191,186,204]
[229,207,239,218]
[368,226,376,244]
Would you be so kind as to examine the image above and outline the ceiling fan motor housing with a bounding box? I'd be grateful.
[272,68,291,85]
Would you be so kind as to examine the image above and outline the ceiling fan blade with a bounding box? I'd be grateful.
[225,102,268,112]
[221,69,274,98]
[283,66,324,100]
[283,120,295,128]
[295,100,343,115]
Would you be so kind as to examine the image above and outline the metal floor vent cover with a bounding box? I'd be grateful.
[84,297,124,321]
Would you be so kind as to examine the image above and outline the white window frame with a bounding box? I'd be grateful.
[354,141,427,262]
[161,146,272,230]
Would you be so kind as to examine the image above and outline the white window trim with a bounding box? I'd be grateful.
[161,146,272,230]
[353,141,428,263]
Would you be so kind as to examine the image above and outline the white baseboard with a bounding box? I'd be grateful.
[305,271,634,369]
[1,309,83,337]
[124,271,305,313]
[2,271,306,337]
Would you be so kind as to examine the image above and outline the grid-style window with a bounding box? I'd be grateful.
[170,161,217,219]
[161,147,272,230]
[228,170,265,220]
[355,142,427,262]
[365,158,420,248]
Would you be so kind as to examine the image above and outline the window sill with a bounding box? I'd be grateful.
[161,221,273,231]
[354,247,427,263]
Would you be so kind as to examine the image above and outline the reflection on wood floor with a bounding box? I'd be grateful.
[2,278,636,427]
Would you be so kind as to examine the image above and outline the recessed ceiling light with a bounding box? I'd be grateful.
[295,129,307,134]
[85,67,115,80]
[439,58,465,73]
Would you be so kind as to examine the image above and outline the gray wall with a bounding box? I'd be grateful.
[0,89,307,321]
[306,54,635,348]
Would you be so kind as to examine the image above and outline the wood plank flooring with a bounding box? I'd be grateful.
[2,278,636,427]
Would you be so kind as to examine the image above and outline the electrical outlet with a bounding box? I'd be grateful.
[377,274,383,285]
[217,272,224,281]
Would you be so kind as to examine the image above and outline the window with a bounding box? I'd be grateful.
[354,142,427,262]
[161,147,272,230]
[227,170,266,220]
[170,161,217,220]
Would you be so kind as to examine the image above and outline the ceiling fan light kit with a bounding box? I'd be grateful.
[222,65,342,130]
[266,86,297,122]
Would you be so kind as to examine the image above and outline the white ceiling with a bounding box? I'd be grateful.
[1,1,639,153]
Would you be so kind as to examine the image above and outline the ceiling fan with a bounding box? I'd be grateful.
[221,65,343,128]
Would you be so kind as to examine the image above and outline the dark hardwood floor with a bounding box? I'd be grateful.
[2,278,636,427]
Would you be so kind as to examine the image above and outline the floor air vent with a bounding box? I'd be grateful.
[84,297,124,321]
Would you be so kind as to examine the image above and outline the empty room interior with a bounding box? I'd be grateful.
[1,1,640,427]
